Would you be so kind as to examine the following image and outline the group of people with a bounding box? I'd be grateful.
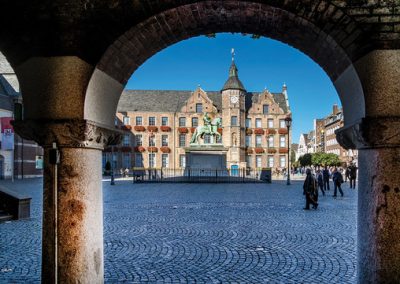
[302,164,358,210]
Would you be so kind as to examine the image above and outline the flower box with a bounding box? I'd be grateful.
[190,127,196,133]
[134,146,146,152]
[178,127,188,133]
[160,146,171,153]
[279,148,289,153]
[278,128,288,134]
[134,126,146,132]
[217,128,223,134]
[255,147,264,154]
[265,129,276,135]
[246,148,253,154]
[121,125,132,131]
[254,128,264,135]
[147,126,158,132]
[245,128,253,135]
[160,126,171,132]
[147,146,158,152]
[268,148,277,154]
[121,146,132,152]
[104,147,112,152]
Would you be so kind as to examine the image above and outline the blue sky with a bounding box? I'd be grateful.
[126,33,340,143]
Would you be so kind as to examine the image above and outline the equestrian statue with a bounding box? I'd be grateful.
[190,112,222,144]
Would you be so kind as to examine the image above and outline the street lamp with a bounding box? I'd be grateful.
[284,116,292,185]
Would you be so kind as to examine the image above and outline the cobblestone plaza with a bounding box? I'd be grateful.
[0,179,357,283]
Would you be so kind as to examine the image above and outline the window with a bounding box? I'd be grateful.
[123,116,130,125]
[216,135,222,144]
[112,153,117,170]
[136,116,142,126]
[255,118,262,128]
[179,134,186,147]
[179,155,186,168]
[123,153,131,168]
[204,134,211,144]
[123,134,130,146]
[179,117,186,127]
[246,155,252,168]
[192,117,198,127]
[135,135,142,146]
[256,135,262,147]
[245,118,251,128]
[245,135,251,147]
[149,117,156,126]
[162,135,168,146]
[196,103,203,113]
[268,156,274,168]
[149,135,155,147]
[256,155,262,168]
[162,154,169,168]
[161,117,168,126]
[268,119,274,128]
[231,116,238,126]
[279,119,286,128]
[280,135,286,147]
[135,154,143,167]
[149,153,156,168]
[263,104,269,114]
[280,156,286,168]
[268,136,274,147]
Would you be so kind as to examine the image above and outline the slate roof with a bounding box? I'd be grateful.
[118,90,289,114]
[221,62,246,92]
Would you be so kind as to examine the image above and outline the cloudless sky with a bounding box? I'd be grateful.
[126,33,341,143]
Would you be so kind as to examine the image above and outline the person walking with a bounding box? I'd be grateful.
[349,163,358,189]
[303,168,318,210]
[332,167,344,198]
[322,166,330,191]
[316,169,325,196]
[345,166,350,183]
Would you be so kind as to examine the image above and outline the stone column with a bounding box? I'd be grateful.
[13,119,121,284]
[337,117,400,283]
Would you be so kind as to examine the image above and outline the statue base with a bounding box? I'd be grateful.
[185,144,228,171]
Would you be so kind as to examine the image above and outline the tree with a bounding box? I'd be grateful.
[311,152,340,166]
[291,149,296,164]
[298,153,312,167]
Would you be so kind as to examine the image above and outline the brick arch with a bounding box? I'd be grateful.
[85,1,365,127]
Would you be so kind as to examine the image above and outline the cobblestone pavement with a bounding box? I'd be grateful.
[0,178,357,283]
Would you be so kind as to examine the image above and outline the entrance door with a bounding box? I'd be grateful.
[231,165,239,177]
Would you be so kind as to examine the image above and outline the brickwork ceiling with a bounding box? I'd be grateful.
[0,0,399,79]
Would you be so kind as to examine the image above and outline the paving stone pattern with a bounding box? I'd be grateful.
[0,178,357,283]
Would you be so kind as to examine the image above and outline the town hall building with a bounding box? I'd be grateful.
[105,60,292,173]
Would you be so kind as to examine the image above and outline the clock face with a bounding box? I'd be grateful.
[230,95,239,104]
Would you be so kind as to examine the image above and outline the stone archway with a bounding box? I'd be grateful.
[1,1,400,283]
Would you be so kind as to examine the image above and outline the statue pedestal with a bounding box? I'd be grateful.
[185,144,228,171]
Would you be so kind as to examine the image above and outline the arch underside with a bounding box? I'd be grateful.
[86,1,365,127]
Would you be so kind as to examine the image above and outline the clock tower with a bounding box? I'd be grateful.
[221,57,247,170]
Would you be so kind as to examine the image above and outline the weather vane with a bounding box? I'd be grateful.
[231,48,235,61]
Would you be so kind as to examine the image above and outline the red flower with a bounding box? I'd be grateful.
[160,126,171,132]
[278,128,288,134]
[265,129,276,135]
[178,127,188,133]
[134,146,146,152]
[255,147,264,154]
[247,148,253,154]
[147,146,158,152]
[121,146,132,152]
[160,146,171,153]
[279,148,288,153]
[190,127,196,133]
[246,128,253,135]
[134,126,146,132]
[254,128,264,135]
[217,128,223,134]
[147,126,158,132]
[268,148,277,154]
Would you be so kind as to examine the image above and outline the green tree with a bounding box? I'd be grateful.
[311,152,340,166]
[298,153,312,167]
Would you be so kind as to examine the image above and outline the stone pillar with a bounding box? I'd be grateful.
[13,119,121,283]
[337,117,400,283]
